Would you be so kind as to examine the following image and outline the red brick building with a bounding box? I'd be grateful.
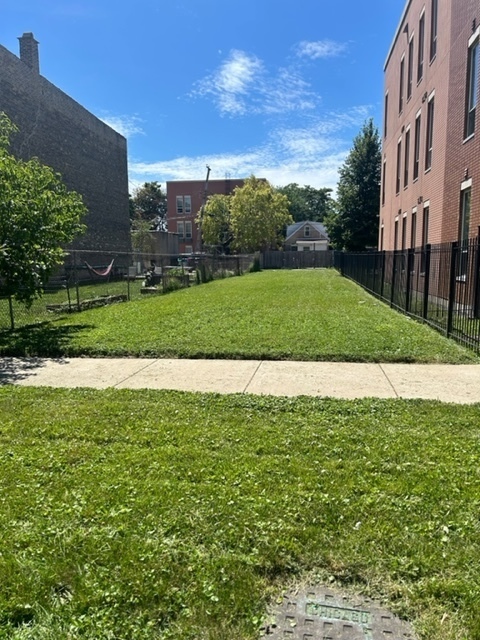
[166,178,245,253]
[380,0,479,251]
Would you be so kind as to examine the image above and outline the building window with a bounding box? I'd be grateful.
[430,0,438,62]
[458,187,471,277]
[411,209,417,248]
[465,37,479,139]
[407,36,414,100]
[421,205,429,272]
[414,112,421,180]
[425,95,434,170]
[394,218,399,251]
[402,215,407,251]
[399,56,405,114]
[304,225,310,237]
[176,195,192,215]
[417,12,425,82]
[404,128,410,188]
[396,139,402,194]
[185,221,192,239]
[382,159,386,205]
[380,225,384,251]
[459,187,471,245]
[176,196,184,215]
[384,92,389,138]
[177,221,184,238]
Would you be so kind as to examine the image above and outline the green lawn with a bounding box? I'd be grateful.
[1,387,480,639]
[0,270,477,362]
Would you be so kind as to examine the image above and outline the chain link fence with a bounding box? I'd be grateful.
[0,250,257,330]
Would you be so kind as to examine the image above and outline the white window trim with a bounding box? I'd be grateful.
[468,27,480,48]
[461,178,472,191]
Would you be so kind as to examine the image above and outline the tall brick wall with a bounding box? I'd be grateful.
[0,39,131,253]
[381,0,479,250]
[442,0,480,241]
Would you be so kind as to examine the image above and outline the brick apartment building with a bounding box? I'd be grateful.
[380,0,479,252]
[0,33,131,253]
[166,178,246,253]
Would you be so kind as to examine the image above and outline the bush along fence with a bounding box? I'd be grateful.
[0,250,257,330]
[335,238,480,354]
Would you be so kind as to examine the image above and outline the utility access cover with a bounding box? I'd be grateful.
[260,586,416,639]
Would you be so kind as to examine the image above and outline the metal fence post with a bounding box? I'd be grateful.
[473,228,480,319]
[422,244,431,320]
[380,251,386,299]
[447,241,458,337]
[405,248,414,313]
[390,251,397,307]
[73,251,81,312]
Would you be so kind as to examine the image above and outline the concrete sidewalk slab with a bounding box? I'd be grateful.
[10,357,157,389]
[245,361,397,399]
[380,363,480,403]
[2,357,480,404]
[114,358,261,394]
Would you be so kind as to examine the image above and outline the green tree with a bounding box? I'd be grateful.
[130,181,167,229]
[131,219,155,254]
[199,193,232,253]
[230,176,293,253]
[324,119,381,251]
[276,183,334,222]
[0,113,86,306]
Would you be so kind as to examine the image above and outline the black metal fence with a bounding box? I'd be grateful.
[0,250,257,330]
[334,239,480,354]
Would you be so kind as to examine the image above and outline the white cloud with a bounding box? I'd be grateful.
[192,50,264,116]
[190,49,318,117]
[99,114,144,139]
[295,40,348,60]
[262,67,317,114]
[128,106,371,194]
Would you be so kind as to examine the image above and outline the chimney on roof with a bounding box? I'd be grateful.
[18,32,39,74]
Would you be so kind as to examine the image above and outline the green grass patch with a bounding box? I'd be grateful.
[0,270,476,362]
[0,387,480,638]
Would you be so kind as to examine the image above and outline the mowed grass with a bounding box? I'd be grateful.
[1,387,480,639]
[2,269,477,362]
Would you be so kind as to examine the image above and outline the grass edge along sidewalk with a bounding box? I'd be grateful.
[1,387,480,639]
[0,270,477,363]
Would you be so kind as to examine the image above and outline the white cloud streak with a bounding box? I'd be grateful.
[295,40,348,59]
[192,50,264,116]
[129,106,371,194]
[191,49,318,117]
[99,114,144,139]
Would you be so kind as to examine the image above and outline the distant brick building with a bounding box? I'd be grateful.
[380,0,479,251]
[0,33,131,253]
[166,178,246,253]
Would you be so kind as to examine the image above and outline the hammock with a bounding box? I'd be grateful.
[84,259,115,278]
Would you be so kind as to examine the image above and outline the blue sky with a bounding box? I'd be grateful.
[1,0,406,195]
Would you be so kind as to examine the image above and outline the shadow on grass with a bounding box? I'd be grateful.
[0,321,91,363]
